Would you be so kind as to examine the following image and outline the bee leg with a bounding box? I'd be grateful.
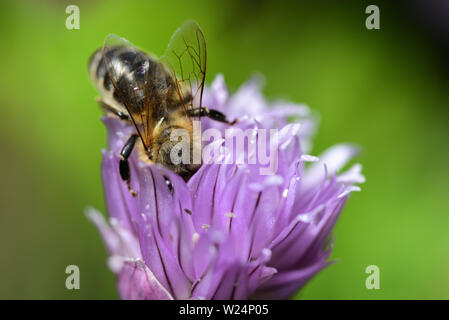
[188,107,237,125]
[96,97,130,120]
[119,134,139,197]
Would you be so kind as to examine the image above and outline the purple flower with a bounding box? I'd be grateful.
[87,75,364,300]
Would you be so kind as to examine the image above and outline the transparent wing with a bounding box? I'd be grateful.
[161,20,207,119]
[102,34,160,149]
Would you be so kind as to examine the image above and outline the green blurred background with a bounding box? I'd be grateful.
[0,0,448,299]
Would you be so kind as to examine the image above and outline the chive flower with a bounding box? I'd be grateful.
[88,75,364,299]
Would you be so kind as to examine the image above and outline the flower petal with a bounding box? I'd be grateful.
[269,196,345,272]
[117,259,174,300]
[101,151,139,233]
[136,165,193,299]
[226,76,267,119]
[86,207,140,261]
[253,260,329,300]
[300,144,360,196]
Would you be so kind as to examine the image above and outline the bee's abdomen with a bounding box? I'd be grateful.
[88,47,125,112]
[88,47,113,92]
[89,46,169,115]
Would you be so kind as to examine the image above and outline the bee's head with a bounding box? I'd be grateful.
[152,126,201,180]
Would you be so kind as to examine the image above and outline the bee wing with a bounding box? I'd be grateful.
[102,34,160,149]
[161,20,207,120]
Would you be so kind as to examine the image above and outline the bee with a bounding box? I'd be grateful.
[88,21,234,196]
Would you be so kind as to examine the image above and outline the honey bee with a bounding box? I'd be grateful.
[88,21,234,196]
